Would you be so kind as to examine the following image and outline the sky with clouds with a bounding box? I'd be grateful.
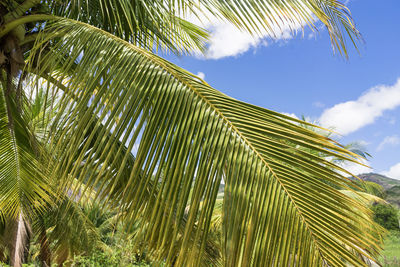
[166,0,400,179]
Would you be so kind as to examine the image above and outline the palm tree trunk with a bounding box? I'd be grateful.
[7,212,28,267]
[38,219,51,267]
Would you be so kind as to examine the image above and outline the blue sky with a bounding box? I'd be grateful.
[167,0,400,179]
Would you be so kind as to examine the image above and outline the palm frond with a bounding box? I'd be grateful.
[0,81,53,219]
[26,18,382,266]
[198,0,361,56]
[51,0,361,57]
[340,190,386,206]
[51,0,210,55]
[21,75,220,264]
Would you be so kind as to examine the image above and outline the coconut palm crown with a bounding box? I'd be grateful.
[0,1,383,266]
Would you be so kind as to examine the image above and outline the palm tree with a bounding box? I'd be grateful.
[0,1,383,266]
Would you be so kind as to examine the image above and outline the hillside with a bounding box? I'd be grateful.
[357,173,400,190]
[357,173,400,207]
[386,185,400,208]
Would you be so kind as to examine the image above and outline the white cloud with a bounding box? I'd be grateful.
[382,162,400,180]
[186,7,305,59]
[196,72,205,80]
[319,79,400,135]
[340,160,372,176]
[377,135,400,151]
[206,24,261,59]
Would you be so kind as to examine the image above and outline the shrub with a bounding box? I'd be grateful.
[371,203,399,231]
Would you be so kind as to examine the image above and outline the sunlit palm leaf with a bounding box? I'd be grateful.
[49,0,361,57]
[340,190,387,206]
[181,0,361,56]
[0,82,53,218]
[52,0,210,55]
[25,18,382,266]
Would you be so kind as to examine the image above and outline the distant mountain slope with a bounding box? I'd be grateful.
[356,173,400,208]
[386,185,400,208]
[357,173,400,190]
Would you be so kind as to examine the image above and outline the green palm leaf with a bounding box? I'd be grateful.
[1,0,360,57]
[25,18,381,266]
[199,0,361,56]
[51,0,210,55]
[0,82,52,218]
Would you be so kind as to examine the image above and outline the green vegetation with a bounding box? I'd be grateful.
[354,179,400,267]
[386,185,400,208]
[371,203,399,231]
[380,231,400,267]
[364,181,387,199]
[0,1,386,267]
